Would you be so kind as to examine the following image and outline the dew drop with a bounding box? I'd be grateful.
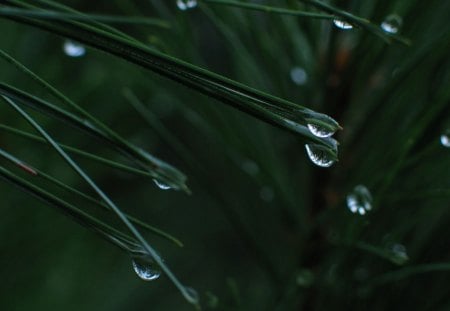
[440,131,450,148]
[346,185,373,215]
[131,255,161,281]
[390,243,409,265]
[63,40,86,57]
[305,112,340,138]
[307,123,335,138]
[176,0,197,10]
[153,179,172,190]
[333,19,353,30]
[305,144,335,167]
[290,67,308,85]
[380,14,402,34]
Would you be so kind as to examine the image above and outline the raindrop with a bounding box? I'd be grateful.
[63,40,86,57]
[346,185,373,215]
[183,286,200,304]
[305,144,335,167]
[381,14,402,34]
[290,67,308,85]
[153,179,172,190]
[440,131,450,148]
[390,244,409,265]
[333,19,353,30]
[176,0,197,10]
[131,255,161,281]
[305,111,340,138]
[307,123,335,138]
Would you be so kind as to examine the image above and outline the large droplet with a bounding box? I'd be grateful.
[305,144,335,167]
[63,40,86,57]
[440,130,450,148]
[307,123,335,138]
[380,14,402,34]
[176,0,197,10]
[304,111,341,138]
[131,255,161,281]
[290,67,308,85]
[346,185,373,215]
[333,19,353,30]
[153,179,172,190]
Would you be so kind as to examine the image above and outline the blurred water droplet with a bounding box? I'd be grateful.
[177,0,197,10]
[183,286,200,304]
[346,185,373,215]
[153,179,172,190]
[132,255,161,281]
[241,159,259,176]
[260,186,275,202]
[390,243,409,265]
[290,67,308,85]
[381,14,402,34]
[305,144,335,167]
[333,19,353,30]
[440,131,450,147]
[296,269,315,287]
[63,40,86,57]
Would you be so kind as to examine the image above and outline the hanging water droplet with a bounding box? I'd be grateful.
[176,0,197,10]
[307,123,336,138]
[183,286,200,304]
[304,111,341,138]
[390,243,409,265]
[305,144,335,167]
[380,14,402,34]
[153,179,172,190]
[440,130,450,148]
[63,40,86,57]
[131,255,161,281]
[346,185,373,215]
[290,67,308,85]
[333,19,353,30]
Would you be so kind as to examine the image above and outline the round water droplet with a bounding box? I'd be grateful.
[346,185,373,215]
[183,286,200,304]
[304,112,340,138]
[333,19,353,30]
[305,144,335,167]
[176,0,197,10]
[153,179,172,190]
[307,123,336,138]
[290,67,308,85]
[440,131,450,147]
[390,243,409,265]
[380,14,402,34]
[132,255,161,281]
[63,40,86,57]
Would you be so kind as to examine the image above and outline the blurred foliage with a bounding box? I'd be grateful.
[0,0,450,310]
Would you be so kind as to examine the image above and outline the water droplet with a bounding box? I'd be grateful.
[307,124,335,138]
[131,255,161,281]
[296,269,315,287]
[305,144,336,167]
[63,40,86,57]
[333,19,353,30]
[305,112,340,138]
[183,286,200,304]
[153,179,172,190]
[176,0,197,10]
[440,131,450,147]
[290,67,308,85]
[346,185,373,215]
[390,244,409,265]
[380,14,402,34]
[260,186,275,202]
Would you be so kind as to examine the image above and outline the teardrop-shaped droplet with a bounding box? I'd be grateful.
[183,286,200,304]
[290,67,308,85]
[307,123,336,138]
[132,255,161,281]
[176,0,197,10]
[63,40,86,57]
[304,111,341,138]
[380,14,402,34]
[153,179,172,190]
[333,19,353,30]
[305,144,335,167]
[440,130,450,148]
[346,185,373,215]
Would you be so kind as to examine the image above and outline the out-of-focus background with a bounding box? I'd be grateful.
[1,0,450,310]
